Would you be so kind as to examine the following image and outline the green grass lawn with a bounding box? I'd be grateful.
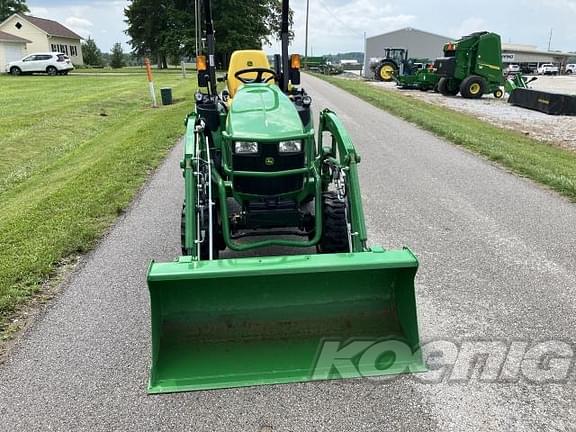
[315,74,576,202]
[0,71,195,328]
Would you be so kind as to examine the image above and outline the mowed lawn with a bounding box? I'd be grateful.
[0,72,195,328]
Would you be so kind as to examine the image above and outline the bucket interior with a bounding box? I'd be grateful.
[147,251,422,393]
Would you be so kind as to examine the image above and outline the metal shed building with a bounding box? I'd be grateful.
[363,27,452,78]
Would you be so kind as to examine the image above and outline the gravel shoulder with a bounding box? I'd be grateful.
[369,76,576,151]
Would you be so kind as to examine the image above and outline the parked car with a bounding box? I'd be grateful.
[536,63,559,75]
[505,64,521,74]
[566,64,576,75]
[5,52,73,76]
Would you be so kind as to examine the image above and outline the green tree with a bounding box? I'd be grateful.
[0,0,29,22]
[81,37,103,66]
[110,43,125,69]
[124,0,291,69]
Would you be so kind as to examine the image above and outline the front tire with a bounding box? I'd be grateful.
[46,66,58,76]
[493,88,504,99]
[318,191,350,254]
[460,75,486,99]
[10,67,21,76]
[438,77,459,96]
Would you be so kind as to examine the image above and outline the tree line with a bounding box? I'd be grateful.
[124,0,290,69]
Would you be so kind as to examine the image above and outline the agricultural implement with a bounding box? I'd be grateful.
[396,65,440,92]
[146,0,423,394]
[372,48,438,91]
[434,32,506,99]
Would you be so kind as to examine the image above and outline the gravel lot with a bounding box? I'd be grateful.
[369,76,576,151]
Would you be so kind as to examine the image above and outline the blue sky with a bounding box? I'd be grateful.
[28,0,576,54]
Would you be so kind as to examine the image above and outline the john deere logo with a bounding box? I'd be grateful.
[265,157,275,166]
[247,61,254,67]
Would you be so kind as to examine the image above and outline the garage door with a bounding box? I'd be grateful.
[4,44,24,63]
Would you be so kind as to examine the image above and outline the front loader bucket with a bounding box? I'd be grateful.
[147,248,424,394]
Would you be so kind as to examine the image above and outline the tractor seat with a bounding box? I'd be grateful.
[226,50,273,99]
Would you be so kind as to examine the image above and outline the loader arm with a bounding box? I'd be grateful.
[318,109,368,252]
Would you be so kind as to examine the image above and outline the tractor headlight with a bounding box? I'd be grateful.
[234,141,258,154]
[278,140,302,153]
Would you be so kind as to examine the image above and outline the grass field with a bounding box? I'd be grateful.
[316,74,576,202]
[0,71,195,329]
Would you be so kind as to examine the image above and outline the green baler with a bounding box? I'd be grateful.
[434,31,506,99]
[146,0,424,394]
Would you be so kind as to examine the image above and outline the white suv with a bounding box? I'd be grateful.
[566,64,576,75]
[5,52,74,76]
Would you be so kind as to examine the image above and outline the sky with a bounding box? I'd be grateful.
[27,0,576,54]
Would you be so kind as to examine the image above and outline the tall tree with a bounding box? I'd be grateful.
[110,43,125,69]
[82,37,103,66]
[0,0,29,22]
[124,0,292,69]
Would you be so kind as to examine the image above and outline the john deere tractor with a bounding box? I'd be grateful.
[373,48,410,82]
[146,0,423,394]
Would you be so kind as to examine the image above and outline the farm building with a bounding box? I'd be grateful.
[363,27,452,78]
[363,27,574,78]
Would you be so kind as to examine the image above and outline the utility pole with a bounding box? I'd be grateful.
[304,0,310,60]
[547,28,553,51]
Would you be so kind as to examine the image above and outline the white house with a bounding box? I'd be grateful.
[0,30,30,68]
[0,14,84,65]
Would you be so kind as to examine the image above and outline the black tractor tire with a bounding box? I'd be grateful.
[46,66,58,76]
[437,77,459,96]
[10,66,21,76]
[493,88,504,99]
[375,61,398,82]
[460,75,486,99]
[318,191,350,254]
[181,203,222,259]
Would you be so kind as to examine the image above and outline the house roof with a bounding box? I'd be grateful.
[21,15,83,40]
[0,30,30,43]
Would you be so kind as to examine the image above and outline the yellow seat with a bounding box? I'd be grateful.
[227,50,272,98]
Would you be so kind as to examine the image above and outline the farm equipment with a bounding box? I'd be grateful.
[434,32,506,99]
[373,48,412,82]
[146,0,424,394]
[373,48,438,90]
[396,65,440,92]
[302,56,343,75]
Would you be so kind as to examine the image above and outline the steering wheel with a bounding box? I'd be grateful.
[234,67,278,84]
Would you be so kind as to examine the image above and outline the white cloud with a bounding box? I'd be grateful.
[450,17,489,39]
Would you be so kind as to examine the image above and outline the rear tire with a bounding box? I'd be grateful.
[318,191,350,254]
[10,67,21,76]
[438,77,459,96]
[460,75,486,99]
[375,62,397,82]
[46,66,58,76]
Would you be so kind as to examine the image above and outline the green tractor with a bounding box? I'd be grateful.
[146,0,423,394]
[373,48,438,91]
[373,48,410,82]
[434,32,506,99]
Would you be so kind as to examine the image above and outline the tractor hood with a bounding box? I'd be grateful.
[226,84,305,141]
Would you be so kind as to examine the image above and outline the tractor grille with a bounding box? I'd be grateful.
[232,143,305,196]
